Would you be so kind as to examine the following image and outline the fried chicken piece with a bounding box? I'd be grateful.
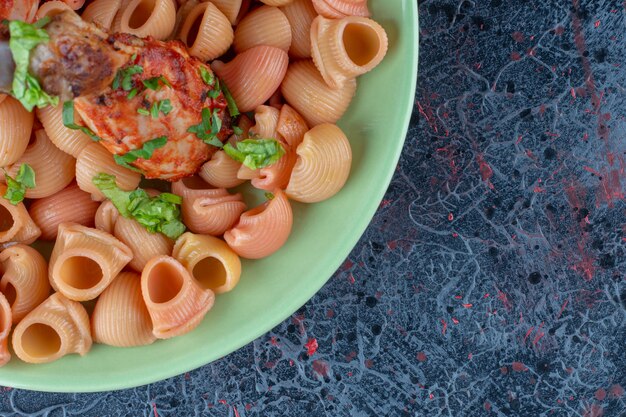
[29,11,232,181]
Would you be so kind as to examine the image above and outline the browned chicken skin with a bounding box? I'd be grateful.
[30,11,232,181]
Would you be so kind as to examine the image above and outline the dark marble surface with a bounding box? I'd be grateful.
[2,0,626,416]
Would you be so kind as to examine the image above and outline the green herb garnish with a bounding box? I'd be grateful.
[112,65,143,91]
[223,139,285,170]
[62,101,102,141]
[187,108,223,147]
[113,136,167,171]
[151,99,172,118]
[142,76,171,91]
[220,82,239,117]
[233,126,244,136]
[264,192,275,200]
[3,164,35,205]
[199,67,215,87]
[7,19,59,111]
[92,173,185,239]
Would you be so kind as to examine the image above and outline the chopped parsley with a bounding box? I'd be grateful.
[142,76,171,91]
[223,139,285,170]
[112,64,143,91]
[7,19,59,111]
[233,126,244,136]
[137,99,172,118]
[264,192,275,200]
[199,67,215,87]
[187,107,223,148]
[62,101,102,142]
[92,173,185,239]
[3,164,35,205]
[113,136,167,171]
[220,82,239,117]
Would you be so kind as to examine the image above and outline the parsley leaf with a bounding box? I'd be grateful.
[223,139,286,170]
[264,192,275,200]
[112,65,143,91]
[199,67,215,87]
[8,20,59,111]
[3,164,36,205]
[92,173,185,239]
[142,76,171,91]
[187,108,223,148]
[62,101,102,141]
[220,82,239,117]
[137,107,150,116]
[233,126,244,136]
[113,136,167,171]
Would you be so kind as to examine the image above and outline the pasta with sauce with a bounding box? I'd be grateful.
[0,0,389,365]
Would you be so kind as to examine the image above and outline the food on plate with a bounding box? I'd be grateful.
[0,0,388,365]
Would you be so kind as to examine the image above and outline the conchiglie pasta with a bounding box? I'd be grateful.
[261,0,294,5]
[91,272,156,347]
[209,0,243,24]
[35,1,74,20]
[234,6,292,53]
[37,103,93,158]
[4,129,75,199]
[224,189,293,259]
[311,15,388,89]
[29,183,100,240]
[172,176,246,236]
[173,232,241,294]
[49,223,133,301]
[117,0,176,40]
[95,201,174,272]
[0,293,11,366]
[0,245,50,323]
[281,59,356,126]
[199,150,245,189]
[249,105,280,138]
[141,255,214,339]
[177,2,233,61]
[76,142,141,201]
[81,0,123,29]
[93,197,120,234]
[277,104,309,148]
[12,293,91,364]
[212,46,289,113]
[280,0,317,58]
[312,0,369,18]
[0,96,34,167]
[61,0,85,10]
[0,186,42,249]
[0,0,39,22]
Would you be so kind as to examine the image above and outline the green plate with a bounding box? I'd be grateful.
[0,0,419,392]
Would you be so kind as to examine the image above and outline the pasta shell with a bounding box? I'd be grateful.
[4,129,75,199]
[277,104,308,148]
[37,103,92,158]
[285,123,351,203]
[252,147,297,191]
[141,255,214,339]
[95,201,174,272]
[0,96,34,167]
[261,0,294,5]
[280,0,317,58]
[212,46,289,113]
[173,232,241,294]
[249,105,280,138]
[281,59,356,126]
[172,176,246,236]
[0,186,42,249]
[224,189,293,259]
[12,292,92,364]
[61,0,85,11]
[310,15,388,89]
[177,2,233,61]
[1,0,39,22]
[199,151,245,189]
[209,0,242,24]
[76,142,141,201]
[118,0,176,40]
[312,0,369,18]
[91,272,156,347]
[0,292,11,366]
[234,6,292,53]
[35,1,74,19]
[29,182,100,240]
[0,245,50,324]
[49,223,133,301]
[81,0,123,29]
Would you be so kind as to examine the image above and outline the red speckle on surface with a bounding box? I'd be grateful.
[429,393,434,400]
[364,359,374,368]
[484,401,491,411]
[233,406,241,417]
[595,20,601,27]
[270,336,279,346]
[326,309,334,318]
[496,289,512,310]
[512,362,528,372]
[609,384,624,398]
[417,352,427,362]
[218,400,227,405]
[448,212,454,221]
[245,404,252,411]
[511,51,522,61]
[557,298,570,319]
[595,388,607,401]
[289,359,294,366]
[452,317,459,324]
[440,318,448,335]
[468,353,473,360]
[582,403,604,417]
[500,366,508,375]
[379,199,392,209]
[555,25,565,35]
[304,338,318,356]
[341,259,353,270]
[312,359,330,377]
[462,303,473,308]
[387,240,398,250]
[512,31,524,42]
[476,154,494,188]
[152,403,159,417]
